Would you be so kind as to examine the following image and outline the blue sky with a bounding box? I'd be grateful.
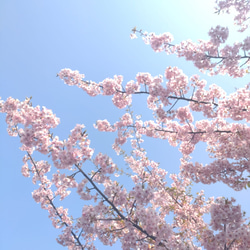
[0,0,249,249]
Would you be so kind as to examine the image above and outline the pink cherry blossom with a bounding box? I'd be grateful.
[2,0,250,249]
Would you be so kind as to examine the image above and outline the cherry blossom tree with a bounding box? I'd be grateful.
[1,0,250,249]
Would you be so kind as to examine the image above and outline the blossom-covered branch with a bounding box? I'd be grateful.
[2,0,250,249]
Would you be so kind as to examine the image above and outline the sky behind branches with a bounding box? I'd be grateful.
[0,1,249,249]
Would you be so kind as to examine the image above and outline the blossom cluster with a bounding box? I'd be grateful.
[130,0,250,78]
[201,197,250,249]
[215,0,250,31]
[55,57,250,247]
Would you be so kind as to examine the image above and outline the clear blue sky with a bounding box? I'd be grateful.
[0,1,249,249]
